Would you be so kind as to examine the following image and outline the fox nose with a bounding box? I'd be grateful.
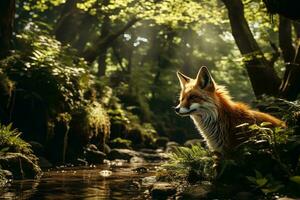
[175,106,180,113]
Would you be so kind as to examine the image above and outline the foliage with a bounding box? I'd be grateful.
[109,137,132,149]
[163,99,300,197]
[0,123,33,156]
[1,23,90,116]
[85,101,110,139]
[77,0,224,28]
[162,145,215,182]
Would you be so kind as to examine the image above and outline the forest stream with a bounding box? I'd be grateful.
[0,161,160,200]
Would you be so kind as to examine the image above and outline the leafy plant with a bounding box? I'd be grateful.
[0,123,33,156]
[162,145,215,182]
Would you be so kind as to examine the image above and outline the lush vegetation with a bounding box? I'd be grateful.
[0,0,300,198]
[161,98,300,198]
[0,123,33,157]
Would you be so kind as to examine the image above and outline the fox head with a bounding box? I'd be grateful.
[175,66,218,119]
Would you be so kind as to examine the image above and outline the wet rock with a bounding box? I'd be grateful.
[142,176,157,186]
[109,138,132,149]
[234,191,255,200]
[139,152,168,162]
[0,169,13,187]
[166,141,179,147]
[103,144,111,154]
[132,167,148,174]
[87,144,98,151]
[151,182,176,200]
[184,139,205,148]
[0,153,42,179]
[76,158,88,166]
[107,149,139,161]
[85,147,106,164]
[165,141,179,153]
[99,170,112,177]
[130,156,145,163]
[139,148,157,154]
[155,137,169,149]
[179,184,212,200]
[38,156,53,169]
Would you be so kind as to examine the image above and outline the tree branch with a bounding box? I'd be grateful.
[83,18,139,63]
[269,41,280,67]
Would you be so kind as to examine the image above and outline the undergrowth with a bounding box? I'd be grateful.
[0,123,34,157]
[162,98,300,198]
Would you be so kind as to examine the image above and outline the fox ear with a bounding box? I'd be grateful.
[196,66,215,91]
[177,71,191,89]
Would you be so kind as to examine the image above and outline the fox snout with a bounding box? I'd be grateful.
[174,105,180,113]
[174,103,199,116]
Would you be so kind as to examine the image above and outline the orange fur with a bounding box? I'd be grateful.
[176,67,285,154]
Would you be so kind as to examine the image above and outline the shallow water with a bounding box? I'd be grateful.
[0,162,160,200]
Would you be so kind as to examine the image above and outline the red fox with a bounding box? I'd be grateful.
[175,66,285,154]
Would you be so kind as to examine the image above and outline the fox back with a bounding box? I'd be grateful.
[175,66,285,154]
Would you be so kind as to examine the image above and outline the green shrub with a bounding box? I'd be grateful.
[0,123,33,157]
[162,111,300,197]
[162,144,215,182]
[0,22,91,116]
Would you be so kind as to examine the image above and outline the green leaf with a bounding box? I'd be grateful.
[256,178,268,187]
[255,170,263,178]
[290,176,300,184]
[260,122,272,127]
[0,147,9,152]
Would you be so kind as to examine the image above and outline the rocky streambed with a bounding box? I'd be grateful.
[0,147,180,200]
[0,162,161,200]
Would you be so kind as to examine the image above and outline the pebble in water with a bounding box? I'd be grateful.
[99,170,112,177]
[142,176,157,186]
[130,156,144,163]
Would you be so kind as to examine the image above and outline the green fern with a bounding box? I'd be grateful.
[162,145,215,181]
[0,123,33,156]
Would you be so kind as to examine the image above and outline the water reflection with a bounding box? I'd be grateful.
[0,163,159,200]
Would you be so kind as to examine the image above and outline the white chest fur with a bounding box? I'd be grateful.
[190,114,226,153]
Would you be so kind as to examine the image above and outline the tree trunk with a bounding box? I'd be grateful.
[0,0,15,59]
[54,0,81,44]
[278,17,300,100]
[222,0,281,97]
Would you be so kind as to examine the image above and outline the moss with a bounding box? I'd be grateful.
[67,101,110,157]
[109,137,132,149]
[107,94,158,148]
[86,101,110,140]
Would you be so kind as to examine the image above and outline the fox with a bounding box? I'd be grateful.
[175,66,285,154]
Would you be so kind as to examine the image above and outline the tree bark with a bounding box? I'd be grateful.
[54,0,81,44]
[0,0,15,59]
[278,17,300,100]
[222,0,281,97]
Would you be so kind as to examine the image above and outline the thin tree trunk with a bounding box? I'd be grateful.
[54,0,80,44]
[0,0,15,59]
[278,17,300,100]
[222,0,281,97]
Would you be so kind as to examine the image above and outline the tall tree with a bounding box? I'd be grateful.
[221,0,300,100]
[0,0,15,59]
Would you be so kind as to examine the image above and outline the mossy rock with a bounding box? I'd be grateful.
[0,153,42,179]
[109,138,132,149]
